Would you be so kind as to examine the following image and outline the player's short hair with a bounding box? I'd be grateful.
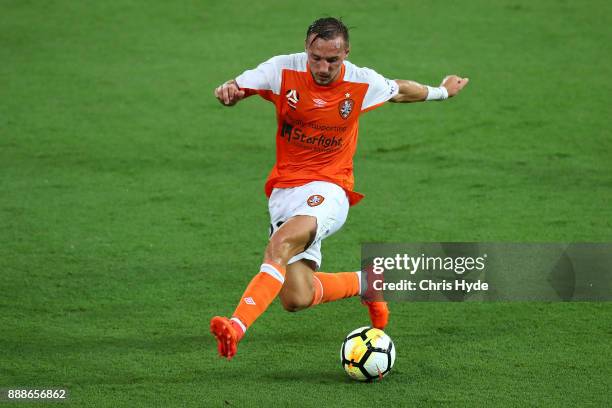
[306,17,349,48]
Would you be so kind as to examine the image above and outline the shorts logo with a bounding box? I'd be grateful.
[339,98,354,119]
[307,194,325,207]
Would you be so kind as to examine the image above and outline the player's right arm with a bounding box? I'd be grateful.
[214,79,246,106]
[215,54,297,107]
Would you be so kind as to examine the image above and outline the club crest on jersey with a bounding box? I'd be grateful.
[307,194,325,207]
[286,89,299,110]
[339,98,355,119]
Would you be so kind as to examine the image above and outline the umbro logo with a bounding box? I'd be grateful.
[313,98,326,107]
[244,297,256,305]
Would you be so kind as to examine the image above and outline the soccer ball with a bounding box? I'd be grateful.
[340,326,395,381]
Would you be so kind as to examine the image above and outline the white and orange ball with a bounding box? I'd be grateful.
[340,326,396,381]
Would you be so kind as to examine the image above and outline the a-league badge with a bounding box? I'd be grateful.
[338,98,354,119]
[286,89,299,110]
[307,194,325,207]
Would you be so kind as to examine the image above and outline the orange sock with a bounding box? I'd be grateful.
[231,261,286,333]
[310,271,361,306]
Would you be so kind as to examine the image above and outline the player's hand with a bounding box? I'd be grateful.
[441,75,469,97]
[214,80,245,106]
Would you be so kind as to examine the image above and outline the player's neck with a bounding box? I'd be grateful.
[308,64,345,88]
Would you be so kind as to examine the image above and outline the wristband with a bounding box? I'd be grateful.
[426,86,449,101]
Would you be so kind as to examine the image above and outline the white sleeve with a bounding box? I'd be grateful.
[235,53,309,96]
[235,56,282,94]
[361,68,399,111]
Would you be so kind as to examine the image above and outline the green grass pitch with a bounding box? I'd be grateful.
[1,0,611,406]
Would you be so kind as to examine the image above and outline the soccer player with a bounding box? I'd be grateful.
[211,17,468,359]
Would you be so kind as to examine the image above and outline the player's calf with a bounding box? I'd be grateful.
[279,260,317,312]
[279,290,313,312]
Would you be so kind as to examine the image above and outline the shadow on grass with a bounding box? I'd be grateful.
[260,367,408,385]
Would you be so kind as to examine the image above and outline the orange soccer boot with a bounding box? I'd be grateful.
[362,300,389,330]
[210,316,245,360]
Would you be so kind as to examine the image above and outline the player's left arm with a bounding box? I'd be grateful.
[389,75,469,103]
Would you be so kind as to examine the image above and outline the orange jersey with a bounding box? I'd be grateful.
[235,53,399,206]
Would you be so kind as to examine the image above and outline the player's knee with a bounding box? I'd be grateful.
[265,216,316,264]
[265,233,299,264]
